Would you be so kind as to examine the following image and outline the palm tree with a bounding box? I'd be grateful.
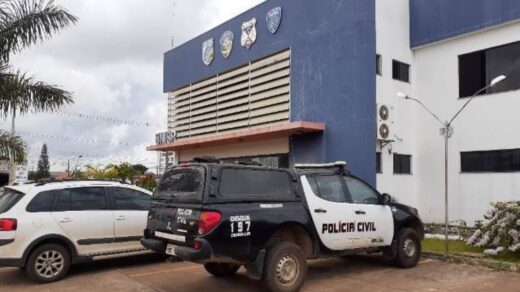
[0,129,24,163]
[0,0,78,62]
[0,0,77,182]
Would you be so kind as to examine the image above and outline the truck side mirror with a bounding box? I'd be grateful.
[381,193,392,205]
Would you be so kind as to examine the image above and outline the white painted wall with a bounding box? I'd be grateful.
[377,0,520,225]
[413,21,520,225]
[375,0,418,208]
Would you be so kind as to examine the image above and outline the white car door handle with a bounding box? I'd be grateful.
[59,217,72,223]
[355,210,366,215]
[116,215,126,221]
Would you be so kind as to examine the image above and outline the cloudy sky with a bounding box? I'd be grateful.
[6,0,265,172]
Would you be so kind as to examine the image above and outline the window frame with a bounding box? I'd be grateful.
[458,40,520,98]
[392,59,410,83]
[54,187,110,212]
[393,154,413,175]
[344,175,382,205]
[376,152,382,174]
[460,149,520,173]
[109,187,151,211]
[0,188,24,214]
[215,166,297,203]
[26,190,57,213]
[307,174,352,203]
[376,54,382,76]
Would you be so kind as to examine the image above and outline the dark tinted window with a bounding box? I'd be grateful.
[394,154,412,174]
[376,54,382,76]
[393,60,410,82]
[26,191,56,212]
[459,41,520,98]
[219,168,292,198]
[57,187,107,211]
[0,189,24,213]
[155,167,204,203]
[461,149,520,172]
[113,188,150,210]
[307,175,348,203]
[376,152,382,174]
[344,177,379,204]
[55,191,70,212]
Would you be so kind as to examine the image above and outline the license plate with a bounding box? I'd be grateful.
[165,243,177,256]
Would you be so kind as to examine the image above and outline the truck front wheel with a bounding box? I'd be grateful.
[204,263,240,277]
[262,241,307,292]
[392,227,421,268]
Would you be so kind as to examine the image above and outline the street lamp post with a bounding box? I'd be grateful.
[73,155,83,179]
[399,74,506,257]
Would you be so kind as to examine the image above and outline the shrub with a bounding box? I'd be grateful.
[467,201,520,255]
[135,173,157,191]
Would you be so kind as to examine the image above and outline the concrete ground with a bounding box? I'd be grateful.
[2,254,520,291]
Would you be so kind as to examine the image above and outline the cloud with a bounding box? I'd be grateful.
[7,0,265,172]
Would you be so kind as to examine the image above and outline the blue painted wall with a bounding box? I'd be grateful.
[411,0,520,48]
[164,0,376,186]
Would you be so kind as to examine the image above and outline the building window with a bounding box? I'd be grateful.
[376,54,382,76]
[392,60,410,83]
[459,41,520,98]
[376,152,382,173]
[393,154,412,174]
[461,149,520,173]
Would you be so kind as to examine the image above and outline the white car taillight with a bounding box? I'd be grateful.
[0,219,17,231]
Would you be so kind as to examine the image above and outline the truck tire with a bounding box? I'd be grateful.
[204,263,240,277]
[392,228,421,268]
[25,244,71,283]
[262,241,307,292]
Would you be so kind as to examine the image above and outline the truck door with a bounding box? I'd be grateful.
[343,176,394,248]
[301,175,358,251]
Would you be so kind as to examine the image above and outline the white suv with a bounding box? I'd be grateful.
[0,180,152,283]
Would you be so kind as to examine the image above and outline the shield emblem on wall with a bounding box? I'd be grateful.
[241,18,257,50]
[220,31,234,59]
[266,6,282,34]
[202,38,214,66]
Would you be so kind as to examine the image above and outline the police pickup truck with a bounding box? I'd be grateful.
[141,161,423,292]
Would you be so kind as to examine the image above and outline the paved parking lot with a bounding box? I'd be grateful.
[2,254,520,291]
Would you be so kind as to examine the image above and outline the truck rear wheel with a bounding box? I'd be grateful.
[204,263,240,277]
[262,241,307,292]
[392,227,421,268]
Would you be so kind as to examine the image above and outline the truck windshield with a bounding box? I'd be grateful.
[154,167,204,203]
[0,188,24,214]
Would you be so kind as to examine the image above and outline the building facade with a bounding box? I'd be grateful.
[149,0,520,224]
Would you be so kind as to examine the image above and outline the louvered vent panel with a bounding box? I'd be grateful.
[167,49,291,139]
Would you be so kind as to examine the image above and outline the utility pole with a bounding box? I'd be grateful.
[399,74,506,258]
[8,109,16,184]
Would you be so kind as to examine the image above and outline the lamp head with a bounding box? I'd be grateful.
[396,92,408,99]
[490,75,506,87]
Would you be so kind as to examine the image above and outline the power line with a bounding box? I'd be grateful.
[52,111,167,129]
[15,130,151,147]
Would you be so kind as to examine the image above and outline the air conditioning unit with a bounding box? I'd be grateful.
[377,104,394,141]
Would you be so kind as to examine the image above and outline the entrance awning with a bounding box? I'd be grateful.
[147,121,325,152]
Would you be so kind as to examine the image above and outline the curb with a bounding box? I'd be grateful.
[422,251,520,273]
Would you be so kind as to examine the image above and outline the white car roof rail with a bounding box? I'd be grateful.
[294,161,347,169]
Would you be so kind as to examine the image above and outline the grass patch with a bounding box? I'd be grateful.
[422,238,520,263]
[422,238,483,254]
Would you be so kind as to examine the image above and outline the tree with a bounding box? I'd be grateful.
[132,164,148,175]
[0,129,25,163]
[0,0,78,62]
[0,0,78,118]
[0,0,77,179]
[35,143,49,179]
[112,162,137,183]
